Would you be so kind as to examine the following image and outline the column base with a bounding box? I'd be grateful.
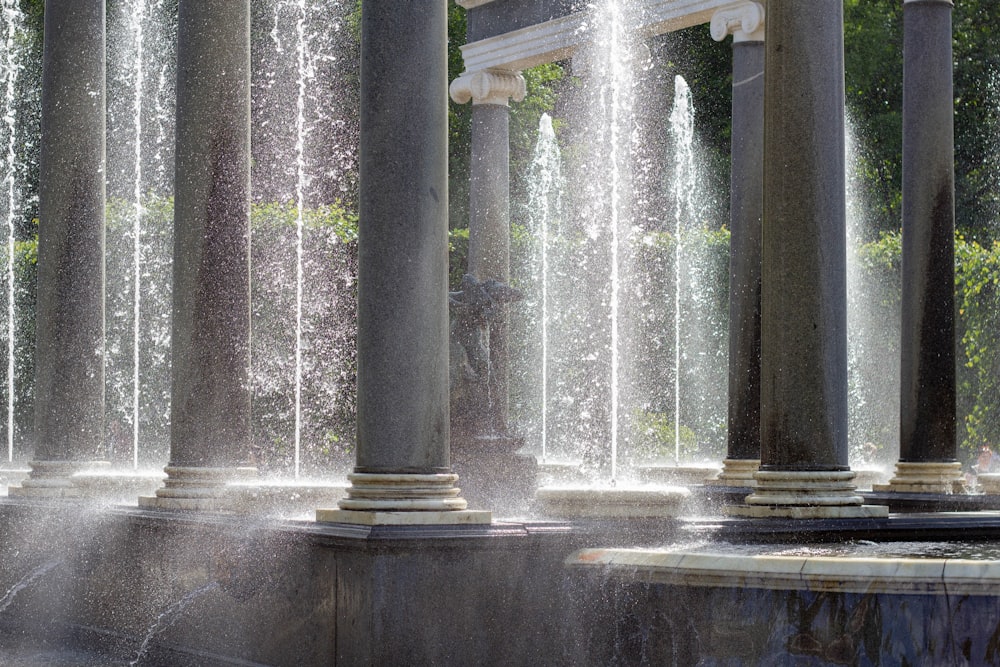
[8,460,110,499]
[316,509,492,525]
[727,470,889,519]
[872,461,966,494]
[138,466,258,511]
[977,473,1000,495]
[704,459,760,487]
[317,472,489,525]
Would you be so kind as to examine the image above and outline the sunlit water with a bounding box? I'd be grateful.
[0,0,25,463]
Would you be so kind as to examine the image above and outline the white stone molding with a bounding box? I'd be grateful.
[455,0,497,8]
[710,2,765,43]
[458,0,736,73]
[317,472,492,525]
[138,465,258,511]
[873,461,966,494]
[336,472,469,511]
[9,460,110,499]
[704,458,760,487]
[728,470,890,519]
[450,68,526,106]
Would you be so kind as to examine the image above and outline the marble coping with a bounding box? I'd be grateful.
[458,0,735,72]
[569,547,1000,596]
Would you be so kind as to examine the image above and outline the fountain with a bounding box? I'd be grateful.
[0,0,998,664]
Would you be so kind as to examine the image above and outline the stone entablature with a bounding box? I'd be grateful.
[457,0,744,73]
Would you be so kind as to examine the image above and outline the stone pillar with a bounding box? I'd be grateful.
[877,0,962,494]
[139,0,254,510]
[319,1,488,525]
[733,0,886,518]
[706,3,764,488]
[11,0,108,498]
[449,68,526,436]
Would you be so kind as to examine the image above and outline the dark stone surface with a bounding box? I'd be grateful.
[899,0,956,463]
[355,1,451,473]
[760,0,849,471]
[570,575,1000,665]
[465,0,579,43]
[33,0,106,461]
[169,0,252,466]
[726,40,764,462]
[9,502,1000,664]
[0,501,647,666]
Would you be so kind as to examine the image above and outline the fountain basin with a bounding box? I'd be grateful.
[634,463,722,486]
[569,539,1000,664]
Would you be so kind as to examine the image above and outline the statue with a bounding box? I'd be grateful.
[448,274,523,437]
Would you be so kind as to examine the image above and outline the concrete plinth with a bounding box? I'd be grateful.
[9,461,109,499]
[534,485,690,519]
[873,461,965,494]
[704,458,760,487]
[729,470,889,518]
[70,470,167,503]
[139,466,254,511]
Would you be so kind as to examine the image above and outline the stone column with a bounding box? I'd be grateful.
[319,1,488,525]
[706,3,764,488]
[139,0,254,510]
[449,68,526,437]
[11,0,108,498]
[733,0,886,518]
[877,0,962,494]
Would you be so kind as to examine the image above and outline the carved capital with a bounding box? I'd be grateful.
[711,2,765,43]
[450,68,527,106]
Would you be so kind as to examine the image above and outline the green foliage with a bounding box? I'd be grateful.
[627,409,698,464]
[447,226,469,288]
[857,231,1000,461]
[956,236,1000,457]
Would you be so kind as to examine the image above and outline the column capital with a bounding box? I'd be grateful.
[450,68,526,106]
[711,2,765,43]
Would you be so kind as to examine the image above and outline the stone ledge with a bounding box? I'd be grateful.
[316,509,492,526]
[726,504,889,519]
[569,547,1000,596]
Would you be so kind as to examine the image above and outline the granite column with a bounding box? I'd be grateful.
[735,0,886,518]
[449,68,526,437]
[12,0,108,497]
[140,0,254,510]
[708,2,764,487]
[321,1,487,524]
[879,0,962,494]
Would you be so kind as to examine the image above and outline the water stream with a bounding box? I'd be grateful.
[669,75,696,467]
[527,113,563,463]
[0,0,25,463]
[0,560,61,615]
[129,581,220,666]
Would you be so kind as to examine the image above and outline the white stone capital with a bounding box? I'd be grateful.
[450,68,526,106]
[710,2,765,43]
